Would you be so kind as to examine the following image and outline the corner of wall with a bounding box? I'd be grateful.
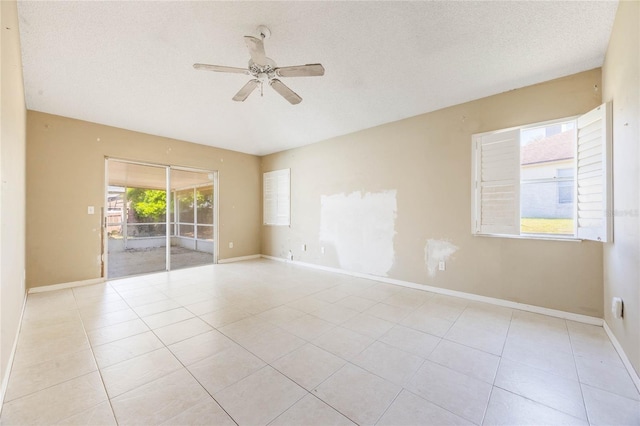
[601,0,640,378]
[0,0,28,406]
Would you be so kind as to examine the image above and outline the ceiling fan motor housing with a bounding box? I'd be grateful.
[249,61,276,81]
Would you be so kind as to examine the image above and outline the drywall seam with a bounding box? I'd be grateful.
[0,294,27,412]
[603,321,640,393]
[218,254,262,264]
[425,239,459,277]
[27,277,105,293]
[261,254,602,325]
[319,190,397,277]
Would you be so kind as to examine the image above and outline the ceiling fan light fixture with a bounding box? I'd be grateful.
[194,26,324,105]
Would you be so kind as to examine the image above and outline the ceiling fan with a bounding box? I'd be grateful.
[193,26,324,105]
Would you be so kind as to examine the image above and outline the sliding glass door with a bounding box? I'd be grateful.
[170,168,215,271]
[105,159,217,279]
[106,161,168,278]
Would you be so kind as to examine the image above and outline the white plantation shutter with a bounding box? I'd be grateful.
[263,169,290,226]
[576,102,612,242]
[472,129,520,235]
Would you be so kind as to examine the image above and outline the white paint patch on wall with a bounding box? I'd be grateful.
[425,239,459,277]
[320,190,397,277]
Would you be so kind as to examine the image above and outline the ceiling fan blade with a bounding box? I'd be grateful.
[193,63,249,75]
[275,64,325,78]
[232,79,260,102]
[270,79,302,105]
[244,36,267,65]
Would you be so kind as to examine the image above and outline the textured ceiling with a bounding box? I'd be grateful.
[17,1,618,156]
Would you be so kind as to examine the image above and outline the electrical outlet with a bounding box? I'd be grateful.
[229,242,234,249]
[320,246,325,254]
[87,206,95,214]
[302,244,307,251]
[438,261,446,271]
[612,297,623,318]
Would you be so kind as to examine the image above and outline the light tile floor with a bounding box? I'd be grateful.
[1,259,639,425]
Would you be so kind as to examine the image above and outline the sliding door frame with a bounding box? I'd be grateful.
[171,165,219,266]
[104,157,218,279]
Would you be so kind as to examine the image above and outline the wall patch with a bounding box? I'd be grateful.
[320,190,397,276]
[425,239,459,277]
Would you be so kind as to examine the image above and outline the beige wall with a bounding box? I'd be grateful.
[26,112,261,288]
[263,69,604,317]
[0,0,27,395]
[602,0,640,377]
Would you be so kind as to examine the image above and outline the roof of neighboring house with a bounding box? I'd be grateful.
[521,130,575,165]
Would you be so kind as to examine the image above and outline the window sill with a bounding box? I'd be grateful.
[473,233,582,242]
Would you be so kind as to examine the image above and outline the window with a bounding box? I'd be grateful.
[520,122,576,236]
[263,169,290,226]
[173,185,214,240]
[177,189,195,238]
[471,103,611,241]
[196,187,214,240]
[557,168,574,204]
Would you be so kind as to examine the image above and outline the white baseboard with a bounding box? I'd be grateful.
[603,321,640,393]
[262,255,288,264]
[27,277,106,294]
[27,255,264,291]
[218,254,262,264]
[261,255,602,326]
[0,293,27,411]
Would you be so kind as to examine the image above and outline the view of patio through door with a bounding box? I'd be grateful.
[105,159,217,279]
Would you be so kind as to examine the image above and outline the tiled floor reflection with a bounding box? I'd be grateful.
[1,259,638,425]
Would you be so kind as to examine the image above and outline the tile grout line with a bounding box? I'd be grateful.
[70,283,120,425]
[266,288,507,425]
[566,318,592,425]
[491,387,589,423]
[148,277,355,425]
[174,281,373,426]
[106,279,195,422]
[252,296,380,426]
[110,277,240,425]
[490,316,593,425]
[480,309,514,426]
[159,344,240,426]
[299,321,474,425]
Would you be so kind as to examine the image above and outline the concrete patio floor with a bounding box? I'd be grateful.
[107,246,213,278]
